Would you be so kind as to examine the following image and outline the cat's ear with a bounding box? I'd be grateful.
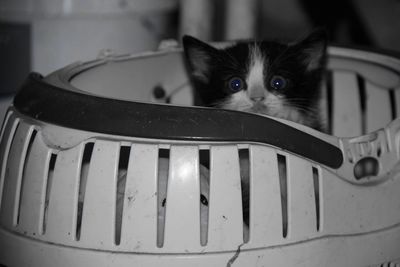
[182,35,219,82]
[295,29,328,71]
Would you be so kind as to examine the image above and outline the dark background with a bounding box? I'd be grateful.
[1,0,399,95]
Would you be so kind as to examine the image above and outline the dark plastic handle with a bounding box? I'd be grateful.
[14,73,343,169]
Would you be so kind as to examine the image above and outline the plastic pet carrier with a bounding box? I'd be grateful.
[0,44,400,266]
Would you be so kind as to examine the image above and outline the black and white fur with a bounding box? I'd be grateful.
[183,30,328,131]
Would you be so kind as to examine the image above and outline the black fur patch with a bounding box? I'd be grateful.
[183,29,328,131]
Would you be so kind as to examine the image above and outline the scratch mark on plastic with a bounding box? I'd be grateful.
[226,243,245,267]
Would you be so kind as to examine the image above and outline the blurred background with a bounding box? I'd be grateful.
[0,0,399,99]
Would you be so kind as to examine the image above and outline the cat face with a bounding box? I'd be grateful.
[183,30,327,130]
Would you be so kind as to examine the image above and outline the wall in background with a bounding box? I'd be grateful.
[1,0,400,96]
[0,0,179,94]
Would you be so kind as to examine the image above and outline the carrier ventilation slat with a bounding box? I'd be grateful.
[207,146,243,250]
[0,123,32,228]
[287,156,318,239]
[325,71,334,134]
[0,111,14,147]
[42,153,57,234]
[45,144,85,242]
[78,140,120,247]
[394,88,400,118]
[163,146,202,251]
[157,148,170,248]
[247,146,282,247]
[332,71,362,137]
[17,129,37,226]
[277,154,288,238]
[119,144,158,250]
[312,167,321,232]
[365,81,392,132]
[76,142,94,241]
[357,74,367,134]
[115,146,131,246]
[389,89,397,120]
[0,116,19,209]
[18,130,53,236]
[199,149,210,246]
[239,148,250,243]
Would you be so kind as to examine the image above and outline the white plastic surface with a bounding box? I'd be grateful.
[17,132,51,235]
[0,111,18,209]
[0,122,33,228]
[365,81,392,132]
[46,144,84,242]
[247,145,282,247]
[208,146,244,250]
[332,71,362,137]
[79,140,120,248]
[286,155,317,240]
[163,146,201,251]
[119,144,159,250]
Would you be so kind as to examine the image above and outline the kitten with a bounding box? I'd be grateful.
[182,29,327,131]
[183,30,328,228]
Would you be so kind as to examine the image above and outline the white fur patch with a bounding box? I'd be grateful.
[219,89,314,126]
[218,88,286,118]
[217,90,252,111]
[246,45,265,101]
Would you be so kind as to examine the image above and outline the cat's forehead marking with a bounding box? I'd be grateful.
[246,44,266,93]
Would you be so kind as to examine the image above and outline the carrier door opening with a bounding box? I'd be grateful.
[17,129,37,226]
[157,148,170,248]
[239,148,250,243]
[115,146,131,246]
[326,70,333,134]
[199,149,210,246]
[357,74,367,134]
[389,89,397,120]
[76,142,94,241]
[312,166,321,232]
[0,117,20,210]
[277,154,288,238]
[42,153,57,235]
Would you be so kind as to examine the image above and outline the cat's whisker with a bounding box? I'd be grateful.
[286,105,320,114]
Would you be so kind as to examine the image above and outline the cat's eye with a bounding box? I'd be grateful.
[270,75,287,90]
[200,194,208,206]
[228,77,245,92]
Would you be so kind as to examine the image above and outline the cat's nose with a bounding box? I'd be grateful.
[250,96,265,102]
[248,86,266,102]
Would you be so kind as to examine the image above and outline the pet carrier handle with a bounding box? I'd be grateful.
[334,118,400,184]
[14,73,345,169]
